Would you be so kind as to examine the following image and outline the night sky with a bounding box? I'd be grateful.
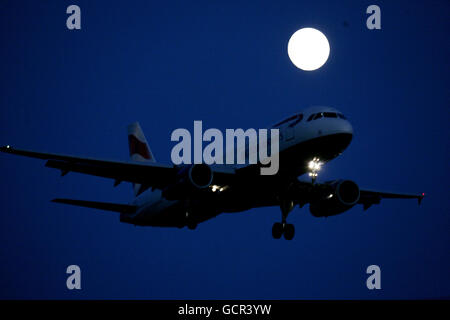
[1,0,449,299]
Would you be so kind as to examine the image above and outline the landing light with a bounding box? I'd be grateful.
[307,158,322,171]
[307,158,322,182]
[210,185,226,193]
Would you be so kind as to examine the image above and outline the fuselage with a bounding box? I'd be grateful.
[121,106,353,227]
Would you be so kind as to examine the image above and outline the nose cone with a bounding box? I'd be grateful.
[338,120,353,148]
[325,117,353,137]
[325,119,353,154]
[327,123,353,159]
[341,119,354,135]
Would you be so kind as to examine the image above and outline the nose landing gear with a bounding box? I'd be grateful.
[272,199,295,240]
[308,157,322,184]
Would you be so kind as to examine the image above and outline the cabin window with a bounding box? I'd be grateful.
[323,112,338,118]
[313,113,323,120]
[289,114,303,127]
[273,114,298,127]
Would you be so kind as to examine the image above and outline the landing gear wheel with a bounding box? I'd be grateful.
[283,224,295,240]
[185,210,197,230]
[272,197,296,240]
[272,222,283,239]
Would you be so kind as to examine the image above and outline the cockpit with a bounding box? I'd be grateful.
[273,111,347,128]
[307,112,346,121]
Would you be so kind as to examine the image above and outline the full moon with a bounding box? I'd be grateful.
[287,28,330,71]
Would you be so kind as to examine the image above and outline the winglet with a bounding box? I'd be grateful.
[418,193,425,205]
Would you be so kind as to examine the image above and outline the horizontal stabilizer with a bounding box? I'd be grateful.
[52,198,137,214]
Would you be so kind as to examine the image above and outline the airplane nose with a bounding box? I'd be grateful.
[335,121,353,152]
[332,118,353,136]
[344,120,353,135]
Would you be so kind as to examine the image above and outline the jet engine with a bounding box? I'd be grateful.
[309,179,360,217]
[162,164,213,200]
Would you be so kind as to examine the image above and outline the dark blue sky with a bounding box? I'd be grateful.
[1,0,449,299]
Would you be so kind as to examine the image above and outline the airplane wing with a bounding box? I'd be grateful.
[358,189,425,210]
[285,180,424,210]
[1,145,237,189]
[1,145,424,210]
[0,145,179,189]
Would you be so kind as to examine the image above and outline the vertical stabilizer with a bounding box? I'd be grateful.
[127,122,155,196]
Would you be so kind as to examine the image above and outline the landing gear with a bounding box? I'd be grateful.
[283,223,295,240]
[272,222,283,239]
[272,222,295,240]
[185,210,197,230]
[272,199,296,240]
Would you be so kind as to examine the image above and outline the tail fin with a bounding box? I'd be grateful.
[127,122,155,196]
[128,122,155,162]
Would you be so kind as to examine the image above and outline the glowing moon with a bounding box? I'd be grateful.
[287,28,330,71]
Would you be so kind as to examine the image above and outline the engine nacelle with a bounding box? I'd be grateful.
[309,180,360,217]
[162,164,213,200]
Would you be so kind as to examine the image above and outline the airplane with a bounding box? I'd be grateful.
[0,106,424,240]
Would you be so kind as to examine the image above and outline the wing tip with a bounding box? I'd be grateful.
[0,145,12,152]
[418,192,425,205]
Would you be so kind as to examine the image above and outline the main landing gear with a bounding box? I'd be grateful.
[272,222,295,240]
[272,199,295,240]
[185,210,197,230]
